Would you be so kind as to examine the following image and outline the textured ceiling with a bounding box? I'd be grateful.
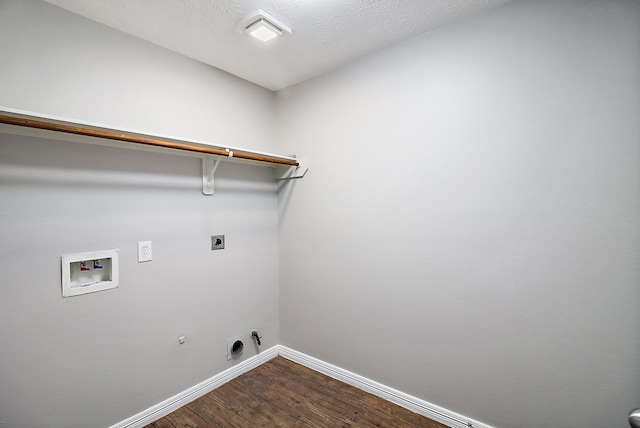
[42,0,511,91]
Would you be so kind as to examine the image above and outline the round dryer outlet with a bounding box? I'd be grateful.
[227,335,245,360]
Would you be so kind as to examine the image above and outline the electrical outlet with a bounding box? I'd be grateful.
[211,235,225,250]
[138,241,152,262]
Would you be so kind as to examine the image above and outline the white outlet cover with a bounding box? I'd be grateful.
[138,241,152,262]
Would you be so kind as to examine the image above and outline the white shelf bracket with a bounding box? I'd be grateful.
[202,156,221,195]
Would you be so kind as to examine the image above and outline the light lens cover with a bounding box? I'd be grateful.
[246,18,282,42]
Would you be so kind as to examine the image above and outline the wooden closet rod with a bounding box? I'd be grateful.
[0,114,299,167]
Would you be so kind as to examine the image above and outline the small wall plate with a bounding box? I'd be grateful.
[211,235,225,250]
[227,335,244,360]
[137,241,152,262]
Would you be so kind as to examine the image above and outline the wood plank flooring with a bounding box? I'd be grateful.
[145,356,447,428]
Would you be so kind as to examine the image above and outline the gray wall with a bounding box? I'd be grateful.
[0,1,279,427]
[276,1,640,427]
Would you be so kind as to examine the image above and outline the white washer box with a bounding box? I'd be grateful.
[61,249,118,297]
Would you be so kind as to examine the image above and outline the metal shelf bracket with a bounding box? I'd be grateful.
[276,158,309,181]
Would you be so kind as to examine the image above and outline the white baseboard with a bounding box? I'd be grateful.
[108,346,279,428]
[277,346,495,428]
[110,345,495,428]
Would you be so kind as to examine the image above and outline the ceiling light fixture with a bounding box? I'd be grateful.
[246,18,282,42]
[236,9,292,43]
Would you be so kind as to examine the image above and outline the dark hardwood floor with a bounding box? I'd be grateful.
[145,356,447,428]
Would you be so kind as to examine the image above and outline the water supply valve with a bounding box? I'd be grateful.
[251,330,262,346]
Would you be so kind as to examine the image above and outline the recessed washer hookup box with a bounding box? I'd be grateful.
[61,249,119,297]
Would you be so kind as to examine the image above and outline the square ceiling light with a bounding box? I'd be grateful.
[236,9,292,43]
[246,18,281,42]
